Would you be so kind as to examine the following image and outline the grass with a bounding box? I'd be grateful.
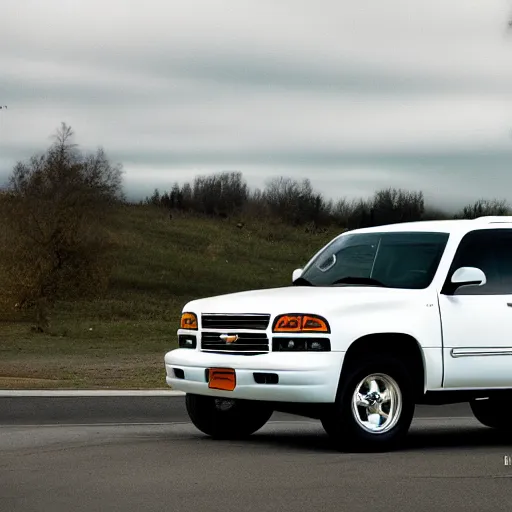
[0,205,339,389]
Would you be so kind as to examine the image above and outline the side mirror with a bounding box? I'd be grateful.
[451,267,486,288]
[292,268,303,282]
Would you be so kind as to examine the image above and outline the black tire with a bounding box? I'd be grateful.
[470,398,510,429]
[321,357,416,452]
[185,394,273,439]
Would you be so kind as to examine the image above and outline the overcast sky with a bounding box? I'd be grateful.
[1,0,512,210]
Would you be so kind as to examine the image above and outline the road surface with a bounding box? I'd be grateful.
[1,397,511,512]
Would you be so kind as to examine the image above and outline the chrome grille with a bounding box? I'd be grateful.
[201,314,270,331]
[201,332,269,354]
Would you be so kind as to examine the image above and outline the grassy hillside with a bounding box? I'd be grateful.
[0,205,339,389]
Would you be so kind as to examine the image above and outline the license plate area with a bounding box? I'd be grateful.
[207,368,236,391]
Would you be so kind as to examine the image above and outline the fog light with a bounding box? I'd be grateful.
[173,368,185,379]
[178,334,197,349]
[253,372,279,384]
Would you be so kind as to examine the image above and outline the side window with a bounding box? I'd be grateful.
[448,230,501,295]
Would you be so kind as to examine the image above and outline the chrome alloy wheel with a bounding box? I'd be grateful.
[351,373,402,434]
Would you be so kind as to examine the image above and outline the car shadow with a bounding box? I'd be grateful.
[403,425,512,451]
[196,419,511,455]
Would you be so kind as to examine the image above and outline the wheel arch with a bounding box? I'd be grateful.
[339,332,426,400]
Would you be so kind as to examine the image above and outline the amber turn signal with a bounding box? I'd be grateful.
[180,312,198,330]
[273,315,302,332]
[273,314,330,333]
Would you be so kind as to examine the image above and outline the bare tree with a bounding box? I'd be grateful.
[370,188,424,226]
[263,176,331,226]
[454,199,511,219]
[191,171,248,217]
[0,123,124,331]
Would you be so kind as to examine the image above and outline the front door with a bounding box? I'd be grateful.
[439,228,512,389]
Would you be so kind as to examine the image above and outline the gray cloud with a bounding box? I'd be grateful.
[1,0,512,211]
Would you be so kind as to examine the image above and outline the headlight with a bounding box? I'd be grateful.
[180,312,198,330]
[272,314,330,333]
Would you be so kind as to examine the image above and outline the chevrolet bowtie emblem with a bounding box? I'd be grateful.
[220,334,239,343]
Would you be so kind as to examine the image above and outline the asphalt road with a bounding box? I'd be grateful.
[1,398,512,512]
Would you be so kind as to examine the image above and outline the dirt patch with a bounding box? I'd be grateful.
[0,355,168,389]
[0,376,71,389]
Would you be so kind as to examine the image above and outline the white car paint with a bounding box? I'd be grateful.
[164,216,512,403]
[167,350,344,402]
[439,292,512,389]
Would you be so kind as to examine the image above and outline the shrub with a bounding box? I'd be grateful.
[0,123,123,331]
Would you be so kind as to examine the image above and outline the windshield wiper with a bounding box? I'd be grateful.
[331,276,387,287]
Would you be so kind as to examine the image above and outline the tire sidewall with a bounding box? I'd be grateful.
[186,394,273,439]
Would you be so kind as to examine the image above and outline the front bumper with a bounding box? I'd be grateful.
[164,348,345,403]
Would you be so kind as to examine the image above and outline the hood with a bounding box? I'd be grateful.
[184,285,430,317]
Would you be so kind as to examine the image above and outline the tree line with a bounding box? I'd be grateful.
[144,171,511,230]
[1,123,511,332]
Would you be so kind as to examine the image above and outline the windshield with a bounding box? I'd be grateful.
[298,231,449,289]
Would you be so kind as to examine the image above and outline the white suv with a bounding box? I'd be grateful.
[164,216,512,451]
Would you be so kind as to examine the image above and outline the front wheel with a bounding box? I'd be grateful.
[185,394,273,439]
[321,358,415,452]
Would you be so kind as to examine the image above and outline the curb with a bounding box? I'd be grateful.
[0,390,186,397]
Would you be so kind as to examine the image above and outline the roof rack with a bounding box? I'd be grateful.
[474,216,512,223]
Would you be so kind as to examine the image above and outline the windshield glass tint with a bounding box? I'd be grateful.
[301,231,449,289]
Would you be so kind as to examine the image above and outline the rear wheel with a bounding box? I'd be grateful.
[470,398,511,429]
[321,357,415,452]
[185,394,273,439]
